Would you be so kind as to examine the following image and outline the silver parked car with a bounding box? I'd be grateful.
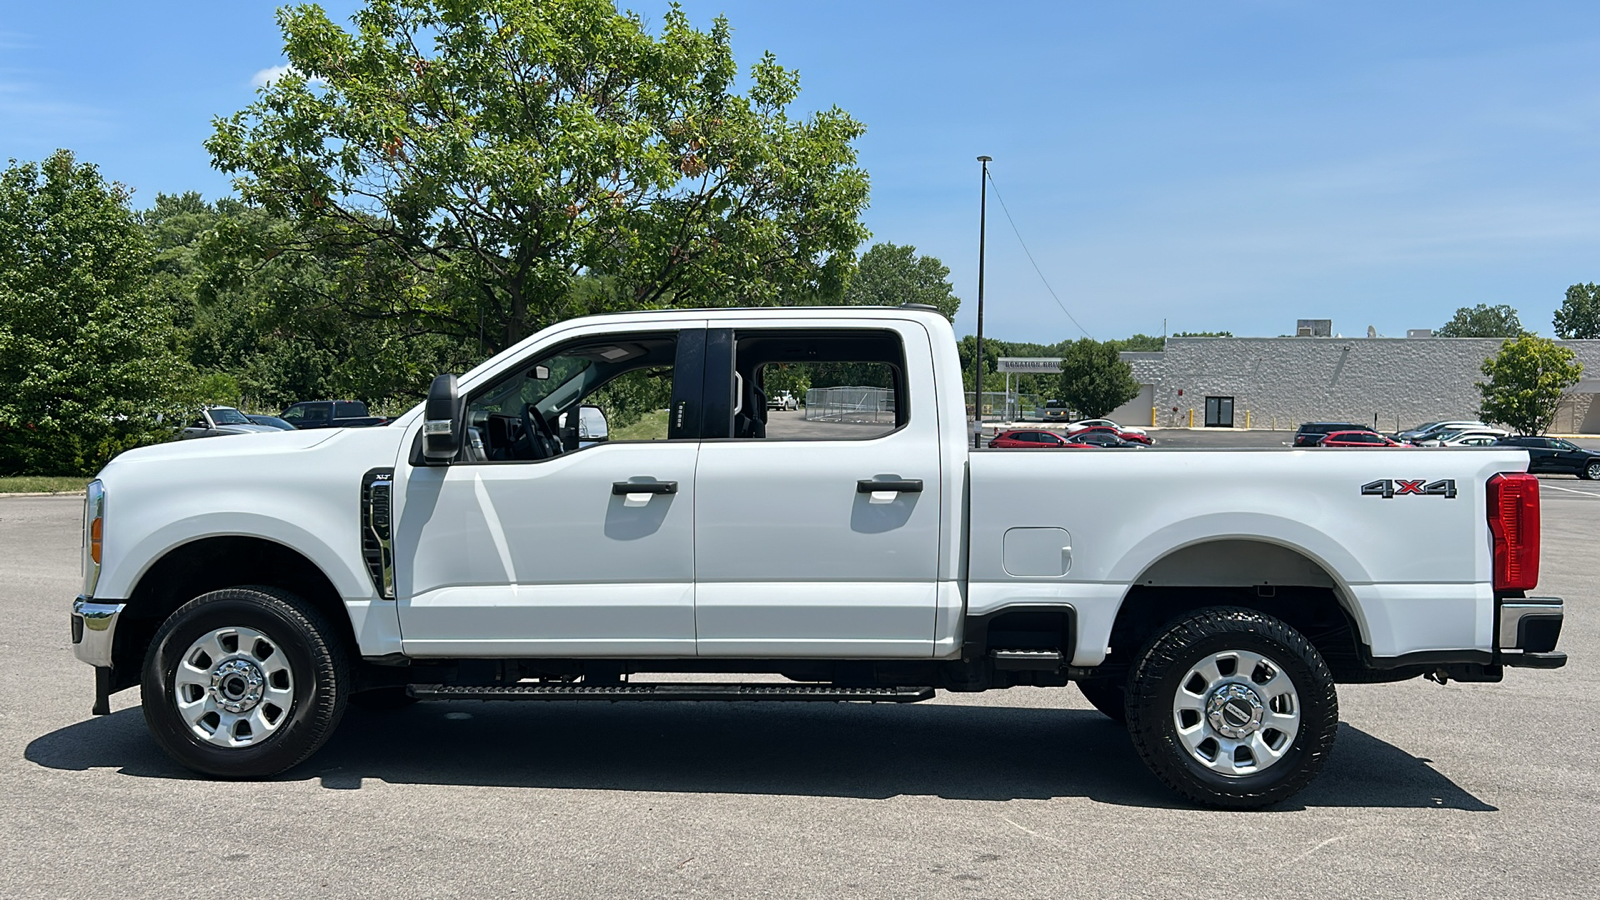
[179,407,283,440]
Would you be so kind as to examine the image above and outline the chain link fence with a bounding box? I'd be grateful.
[804,386,896,423]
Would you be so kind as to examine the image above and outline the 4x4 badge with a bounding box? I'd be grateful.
[1361,479,1457,499]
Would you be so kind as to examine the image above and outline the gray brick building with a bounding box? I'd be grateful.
[1109,337,1600,434]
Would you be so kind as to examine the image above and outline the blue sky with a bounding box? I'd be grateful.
[4,2,1599,343]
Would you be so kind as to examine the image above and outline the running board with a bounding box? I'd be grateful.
[406,683,936,703]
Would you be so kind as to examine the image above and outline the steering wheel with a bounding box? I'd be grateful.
[519,403,558,460]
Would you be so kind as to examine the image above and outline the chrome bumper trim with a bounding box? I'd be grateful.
[71,597,125,668]
[1498,596,1563,652]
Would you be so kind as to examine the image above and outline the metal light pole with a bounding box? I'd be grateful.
[973,155,991,448]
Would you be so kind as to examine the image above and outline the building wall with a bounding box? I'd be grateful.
[1132,338,1600,433]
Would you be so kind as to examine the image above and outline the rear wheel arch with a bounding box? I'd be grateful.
[1102,538,1374,682]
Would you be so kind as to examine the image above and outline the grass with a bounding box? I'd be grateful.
[0,476,90,494]
[608,409,669,442]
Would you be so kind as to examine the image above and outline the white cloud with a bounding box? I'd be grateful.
[250,64,324,89]
[250,65,295,88]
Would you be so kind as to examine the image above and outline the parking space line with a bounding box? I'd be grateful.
[1540,483,1600,498]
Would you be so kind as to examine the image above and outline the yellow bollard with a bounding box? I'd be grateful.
[1188,408,1194,428]
[1151,406,1157,427]
[1245,410,1251,429]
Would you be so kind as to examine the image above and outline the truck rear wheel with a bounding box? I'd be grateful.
[1125,607,1338,809]
[141,587,349,778]
[1075,678,1127,723]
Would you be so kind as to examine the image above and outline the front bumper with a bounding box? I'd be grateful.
[71,596,125,668]
[1499,596,1566,669]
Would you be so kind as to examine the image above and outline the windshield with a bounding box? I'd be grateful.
[209,408,251,426]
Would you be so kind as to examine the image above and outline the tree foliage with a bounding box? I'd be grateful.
[207,0,871,352]
[1057,338,1141,419]
[0,152,189,475]
[1476,334,1583,435]
[842,242,960,319]
[1553,283,1600,339]
[1437,303,1525,338]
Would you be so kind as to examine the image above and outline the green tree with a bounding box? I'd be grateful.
[842,242,959,319]
[1057,338,1140,418]
[207,0,870,352]
[1553,283,1600,339]
[141,193,478,413]
[0,152,189,475]
[1437,303,1525,338]
[1476,334,1583,435]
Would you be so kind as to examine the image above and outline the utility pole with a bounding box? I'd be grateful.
[974,155,990,448]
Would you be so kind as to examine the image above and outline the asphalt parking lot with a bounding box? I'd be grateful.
[2,486,1597,899]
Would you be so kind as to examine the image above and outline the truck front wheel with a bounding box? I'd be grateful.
[1125,607,1338,809]
[141,587,349,778]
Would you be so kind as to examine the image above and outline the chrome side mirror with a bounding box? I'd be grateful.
[422,373,462,463]
[578,404,609,442]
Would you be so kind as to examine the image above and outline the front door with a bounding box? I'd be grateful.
[393,326,705,657]
[691,322,944,658]
[1204,396,1234,428]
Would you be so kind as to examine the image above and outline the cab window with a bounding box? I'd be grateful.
[458,331,685,462]
[723,329,908,441]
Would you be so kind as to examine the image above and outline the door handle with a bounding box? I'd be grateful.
[857,479,923,494]
[613,480,677,495]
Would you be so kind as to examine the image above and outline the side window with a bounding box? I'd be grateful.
[333,401,364,418]
[729,329,908,441]
[302,405,331,426]
[459,331,684,462]
[280,406,304,424]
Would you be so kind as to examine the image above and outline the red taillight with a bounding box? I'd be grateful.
[1487,473,1540,592]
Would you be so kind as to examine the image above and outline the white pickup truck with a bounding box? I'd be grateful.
[71,305,1565,808]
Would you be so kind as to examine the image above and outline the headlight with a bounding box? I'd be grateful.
[83,480,105,597]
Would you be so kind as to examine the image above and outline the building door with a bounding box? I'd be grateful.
[1204,396,1235,428]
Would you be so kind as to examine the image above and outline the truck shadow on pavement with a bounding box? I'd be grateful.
[27,701,1494,812]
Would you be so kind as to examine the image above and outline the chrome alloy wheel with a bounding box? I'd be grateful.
[173,626,295,747]
[1172,649,1301,775]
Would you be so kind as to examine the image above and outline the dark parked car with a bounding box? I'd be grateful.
[1293,422,1375,447]
[1496,436,1600,480]
[280,400,387,429]
[987,429,1093,449]
[1316,431,1406,448]
[1075,425,1154,445]
[1072,431,1146,449]
[179,406,282,440]
[246,414,296,431]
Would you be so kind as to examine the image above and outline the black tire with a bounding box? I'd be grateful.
[1126,606,1338,809]
[1075,678,1128,723]
[349,686,419,711]
[1583,460,1600,481]
[141,587,349,778]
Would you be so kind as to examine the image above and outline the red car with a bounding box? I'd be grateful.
[987,429,1094,449]
[1075,425,1153,445]
[1316,430,1407,448]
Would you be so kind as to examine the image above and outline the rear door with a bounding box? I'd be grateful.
[691,320,943,658]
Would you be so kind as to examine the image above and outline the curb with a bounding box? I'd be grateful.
[0,491,86,499]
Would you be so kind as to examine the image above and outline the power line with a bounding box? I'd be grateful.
[984,170,1093,340]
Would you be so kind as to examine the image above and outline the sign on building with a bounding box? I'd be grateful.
[996,357,1062,373]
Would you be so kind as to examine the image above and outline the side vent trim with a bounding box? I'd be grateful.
[361,468,395,599]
